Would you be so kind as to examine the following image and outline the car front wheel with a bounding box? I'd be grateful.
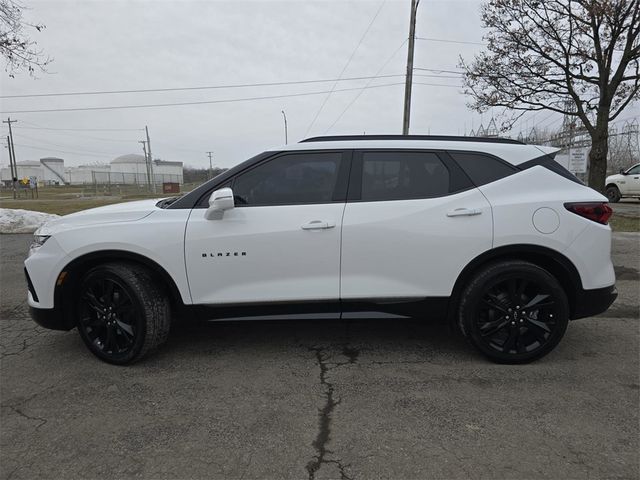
[458,260,569,364]
[76,262,171,365]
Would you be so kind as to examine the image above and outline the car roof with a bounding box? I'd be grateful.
[272,137,558,166]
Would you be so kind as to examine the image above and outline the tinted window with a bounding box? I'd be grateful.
[627,165,640,175]
[360,151,450,201]
[232,153,342,206]
[450,152,518,186]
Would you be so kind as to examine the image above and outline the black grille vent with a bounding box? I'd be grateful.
[24,268,39,302]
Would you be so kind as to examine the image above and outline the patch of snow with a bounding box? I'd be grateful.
[0,208,60,234]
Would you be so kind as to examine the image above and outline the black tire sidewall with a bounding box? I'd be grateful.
[76,266,149,365]
[606,186,621,203]
[459,262,570,364]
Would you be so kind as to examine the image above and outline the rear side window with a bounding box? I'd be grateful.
[360,151,451,201]
[232,152,342,206]
[449,152,518,186]
[518,155,584,184]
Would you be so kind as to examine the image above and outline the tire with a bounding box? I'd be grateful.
[606,185,621,203]
[75,262,171,365]
[458,260,569,364]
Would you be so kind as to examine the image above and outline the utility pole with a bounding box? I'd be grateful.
[5,136,16,199]
[206,151,214,179]
[139,140,151,192]
[145,126,156,193]
[402,0,419,135]
[3,118,18,199]
[281,110,288,144]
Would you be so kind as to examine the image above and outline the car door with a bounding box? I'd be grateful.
[340,149,492,301]
[624,164,640,195]
[184,151,349,305]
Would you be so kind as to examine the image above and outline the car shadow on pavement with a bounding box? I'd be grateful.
[154,316,477,365]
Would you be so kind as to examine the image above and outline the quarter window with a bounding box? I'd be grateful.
[360,151,450,201]
[232,153,342,206]
[449,152,518,186]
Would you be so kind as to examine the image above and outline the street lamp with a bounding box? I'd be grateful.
[281,110,288,144]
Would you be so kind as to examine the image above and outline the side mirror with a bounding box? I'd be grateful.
[619,168,626,175]
[205,187,235,220]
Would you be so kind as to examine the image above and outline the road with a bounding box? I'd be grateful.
[1,233,638,480]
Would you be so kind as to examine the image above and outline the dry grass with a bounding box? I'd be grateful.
[610,215,640,232]
[0,183,201,216]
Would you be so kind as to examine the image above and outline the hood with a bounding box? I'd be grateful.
[36,198,164,236]
[605,173,624,183]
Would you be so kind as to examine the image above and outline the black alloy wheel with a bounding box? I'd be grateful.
[459,261,569,364]
[76,262,171,365]
[78,275,140,361]
[606,185,621,203]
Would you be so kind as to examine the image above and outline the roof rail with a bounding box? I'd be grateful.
[299,135,524,145]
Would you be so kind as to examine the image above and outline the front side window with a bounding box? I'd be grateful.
[232,152,342,206]
[360,151,450,201]
[626,165,640,175]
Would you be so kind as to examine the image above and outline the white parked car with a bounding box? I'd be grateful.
[26,135,617,365]
[605,163,640,202]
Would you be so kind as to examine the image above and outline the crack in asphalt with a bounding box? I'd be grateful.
[305,340,359,480]
[5,405,48,429]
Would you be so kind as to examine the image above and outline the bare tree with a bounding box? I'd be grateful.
[461,0,640,192]
[0,0,51,77]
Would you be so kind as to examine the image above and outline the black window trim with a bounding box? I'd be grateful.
[190,149,352,209]
[517,153,584,185]
[346,148,475,203]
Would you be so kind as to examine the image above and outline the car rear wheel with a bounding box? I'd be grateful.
[76,262,171,365]
[606,185,621,203]
[458,261,569,364]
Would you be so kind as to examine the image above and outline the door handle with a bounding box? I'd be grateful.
[301,220,335,230]
[447,208,482,217]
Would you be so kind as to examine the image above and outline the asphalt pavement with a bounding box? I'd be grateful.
[1,232,638,479]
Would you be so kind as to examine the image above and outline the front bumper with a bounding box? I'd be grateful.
[29,306,74,331]
[571,285,618,320]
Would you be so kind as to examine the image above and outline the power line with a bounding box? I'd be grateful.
[414,82,463,88]
[414,67,464,75]
[9,127,142,143]
[415,36,485,46]
[1,82,415,114]
[12,132,130,156]
[304,0,388,137]
[324,39,408,134]
[414,73,463,79]
[9,125,143,132]
[11,143,115,158]
[0,73,407,99]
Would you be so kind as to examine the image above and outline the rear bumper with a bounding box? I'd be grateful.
[571,285,618,320]
[29,306,74,331]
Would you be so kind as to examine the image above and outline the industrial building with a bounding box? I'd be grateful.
[1,154,183,186]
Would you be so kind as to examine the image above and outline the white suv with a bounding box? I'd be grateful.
[605,163,640,202]
[26,135,617,365]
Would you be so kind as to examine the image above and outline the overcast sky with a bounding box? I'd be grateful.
[1,0,638,169]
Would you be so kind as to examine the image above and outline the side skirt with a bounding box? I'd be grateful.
[179,298,450,322]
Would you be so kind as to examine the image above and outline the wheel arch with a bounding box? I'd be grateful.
[56,250,185,327]
[448,244,583,321]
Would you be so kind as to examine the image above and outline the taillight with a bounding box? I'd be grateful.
[564,202,613,225]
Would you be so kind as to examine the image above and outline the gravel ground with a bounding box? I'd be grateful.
[0,233,638,480]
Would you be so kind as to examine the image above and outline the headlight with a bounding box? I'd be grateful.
[29,234,51,256]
